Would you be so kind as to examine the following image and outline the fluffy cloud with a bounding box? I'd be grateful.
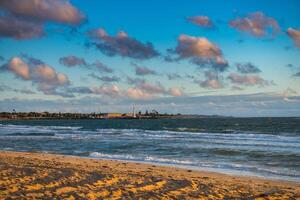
[287,28,300,48]
[3,56,69,96]
[228,73,271,86]
[59,56,87,67]
[168,87,183,97]
[168,35,228,71]
[92,85,121,97]
[126,88,153,99]
[0,15,44,40]
[87,28,160,60]
[229,12,280,37]
[0,0,85,40]
[236,62,261,73]
[6,57,31,80]
[0,0,84,25]
[187,16,213,28]
[194,71,224,89]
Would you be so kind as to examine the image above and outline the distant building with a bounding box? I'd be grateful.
[102,113,123,118]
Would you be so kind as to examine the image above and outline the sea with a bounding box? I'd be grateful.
[0,117,299,182]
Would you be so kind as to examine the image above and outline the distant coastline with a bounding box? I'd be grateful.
[0,111,226,120]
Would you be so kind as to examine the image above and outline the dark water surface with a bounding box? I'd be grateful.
[0,118,299,182]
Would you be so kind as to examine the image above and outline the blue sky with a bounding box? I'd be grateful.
[0,0,299,116]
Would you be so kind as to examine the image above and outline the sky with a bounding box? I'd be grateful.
[0,0,300,116]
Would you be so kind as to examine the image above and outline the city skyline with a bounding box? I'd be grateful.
[0,0,300,116]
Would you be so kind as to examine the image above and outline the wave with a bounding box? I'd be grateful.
[88,152,300,181]
[89,152,194,165]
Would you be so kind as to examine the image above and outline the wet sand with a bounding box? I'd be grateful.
[0,151,299,199]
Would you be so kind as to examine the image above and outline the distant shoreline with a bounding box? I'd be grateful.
[0,111,229,121]
[0,151,299,199]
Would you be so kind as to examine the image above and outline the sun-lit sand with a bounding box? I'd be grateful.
[0,151,299,199]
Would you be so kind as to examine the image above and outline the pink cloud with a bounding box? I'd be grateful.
[229,12,280,37]
[92,85,121,97]
[0,0,84,25]
[126,88,152,99]
[228,73,271,86]
[287,28,300,48]
[169,35,228,71]
[6,57,31,80]
[168,87,183,96]
[4,57,69,96]
[187,16,213,28]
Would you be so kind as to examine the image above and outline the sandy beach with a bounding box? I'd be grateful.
[0,151,298,199]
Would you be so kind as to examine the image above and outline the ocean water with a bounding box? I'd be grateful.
[0,118,299,182]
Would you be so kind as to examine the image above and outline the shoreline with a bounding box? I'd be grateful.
[2,149,298,183]
[0,151,299,199]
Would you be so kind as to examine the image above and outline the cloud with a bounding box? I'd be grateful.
[0,0,84,25]
[127,77,145,85]
[231,86,244,91]
[168,87,183,97]
[285,64,294,68]
[2,56,69,96]
[126,86,183,100]
[126,88,153,99]
[287,28,300,48]
[167,73,182,80]
[293,72,300,77]
[0,84,35,94]
[126,77,184,99]
[59,56,113,73]
[0,0,85,40]
[98,76,120,82]
[87,28,160,60]
[227,73,271,86]
[281,88,298,102]
[0,15,44,39]
[187,16,214,28]
[59,56,87,67]
[67,86,93,94]
[194,70,224,89]
[88,74,120,82]
[229,12,280,38]
[91,61,113,73]
[92,85,121,98]
[236,62,261,73]
[168,35,228,71]
[133,63,157,76]
[5,57,31,80]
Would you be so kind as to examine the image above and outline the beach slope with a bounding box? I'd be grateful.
[0,151,299,199]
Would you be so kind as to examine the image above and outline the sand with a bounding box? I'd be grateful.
[0,151,299,199]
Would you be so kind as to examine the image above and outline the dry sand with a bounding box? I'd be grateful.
[0,151,299,199]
